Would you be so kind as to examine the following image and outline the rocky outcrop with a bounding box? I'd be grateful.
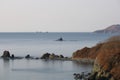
[72,43,103,60]
[11,54,15,59]
[1,50,10,58]
[72,47,91,59]
[40,53,65,60]
[25,54,31,59]
[40,53,50,59]
[94,24,120,33]
[91,40,120,80]
[72,36,120,80]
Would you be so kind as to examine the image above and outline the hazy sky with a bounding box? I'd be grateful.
[0,0,120,32]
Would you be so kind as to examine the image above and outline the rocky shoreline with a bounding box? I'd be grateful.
[0,50,93,80]
[72,36,120,80]
[1,36,120,80]
[0,50,95,63]
[0,50,72,61]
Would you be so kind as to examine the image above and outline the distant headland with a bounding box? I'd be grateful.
[94,24,120,33]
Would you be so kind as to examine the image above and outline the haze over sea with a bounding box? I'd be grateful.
[0,32,118,80]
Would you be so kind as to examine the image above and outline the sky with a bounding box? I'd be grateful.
[0,0,120,32]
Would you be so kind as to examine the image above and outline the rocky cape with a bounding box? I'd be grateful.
[72,36,120,80]
[94,24,120,33]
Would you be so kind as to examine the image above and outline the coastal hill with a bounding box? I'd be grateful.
[72,43,102,60]
[94,24,120,33]
[72,36,120,80]
[92,36,120,80]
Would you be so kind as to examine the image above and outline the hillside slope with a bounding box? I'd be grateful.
[94,24,120,33]
[72,36,120,80]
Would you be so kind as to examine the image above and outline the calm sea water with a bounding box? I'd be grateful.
[0,32,117,80]
[0,59,93,80]
[0,32,116,57]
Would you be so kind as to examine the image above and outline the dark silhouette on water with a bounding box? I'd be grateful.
[25,54,31,59]
[73,72,91,80]
[56,37,63,41]
[1,50,10,58]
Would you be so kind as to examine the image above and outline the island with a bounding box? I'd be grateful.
[94,24,120,33]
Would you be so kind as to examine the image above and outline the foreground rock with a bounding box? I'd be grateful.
[73,72,91,80]
[72,35,120,80]
[90,39,120,80]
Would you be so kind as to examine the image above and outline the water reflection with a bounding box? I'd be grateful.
[0,59,93,80]
[3,59,10,69]
[72,60,93,67]
[72,61,93,73]
[2,59,10,80]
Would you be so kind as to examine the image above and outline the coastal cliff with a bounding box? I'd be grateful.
[72,43,103,60]
[94,24,120,33]
[92,37,120,80]
[72,36,120,80]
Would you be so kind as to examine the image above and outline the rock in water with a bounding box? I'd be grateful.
[2,50,10,58]
[40,53,50,59]
[11,54,15,59]
[25,54,31,58]
[56,37,63,41]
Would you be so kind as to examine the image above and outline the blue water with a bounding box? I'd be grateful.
[0,32,118,80]
[0,59,93,80]
[0,32,116,57]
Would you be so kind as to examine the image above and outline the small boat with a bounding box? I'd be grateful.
[56,37,63,41]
